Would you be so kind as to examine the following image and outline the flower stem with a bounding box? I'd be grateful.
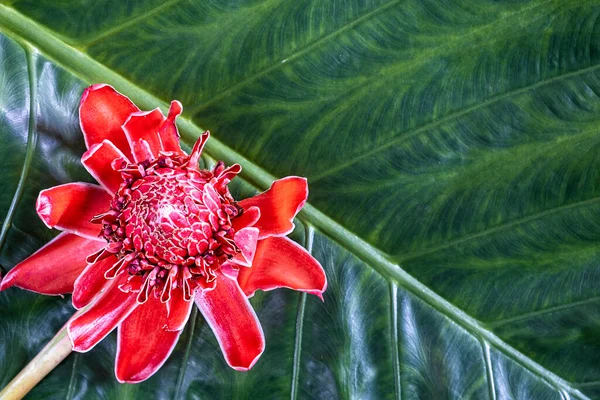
[0,324,73,400]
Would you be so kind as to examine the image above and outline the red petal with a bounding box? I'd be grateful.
[232,206,260,232]
[81,140,128,194]
[230,227,259,267]
[159,101,184,154]
[238,177,308,239]
[195,272,265,371]
[115,294,181,383]
[130,139,154,163]
[36,183,111,240]
[123,108,165,162]
[68,274,138,352]
[238,236,327,299]
[80,84,137,159]
[72,255,116,309]
[0,233,105,295]
[187,131,209,170]
[165,287,194,331]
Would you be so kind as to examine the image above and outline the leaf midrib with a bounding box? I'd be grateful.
[0,5,589,399]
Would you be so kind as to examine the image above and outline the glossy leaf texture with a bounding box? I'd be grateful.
[0,0,599,399]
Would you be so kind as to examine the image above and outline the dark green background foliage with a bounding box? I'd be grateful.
[0,0,599,398]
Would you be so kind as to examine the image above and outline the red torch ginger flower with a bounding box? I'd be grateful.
[0,84,326,383]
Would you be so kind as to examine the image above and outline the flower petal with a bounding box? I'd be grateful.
[68,274,138,352]
[187,131,209,170]
[159,101,184,154]
[195,272,265,371]
[0,233,105,295]
[81,140,128,194]
[115,294,181,383]
[123,108,165,162]
[80,84,138,159]
[238,177,308,239]
[229,227,259,267]
[232,206,260,232]
[36,183,111,240]
[130,139,154,163]
[72,254,116,309]
[165,287,194,331]
[237,236,327,299]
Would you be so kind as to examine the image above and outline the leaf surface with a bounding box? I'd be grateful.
[0,1,599,398]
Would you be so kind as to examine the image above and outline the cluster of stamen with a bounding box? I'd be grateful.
[90,138,243,304]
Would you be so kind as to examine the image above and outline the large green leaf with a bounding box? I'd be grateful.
[0,0,599,398]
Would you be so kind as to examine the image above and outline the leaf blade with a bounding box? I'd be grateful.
[0,1,598,398]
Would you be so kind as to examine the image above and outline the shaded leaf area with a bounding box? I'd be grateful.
[0,34,28,228]
[490,349,565,400]
[299,231,568,400]
[0,0,599,398]
[491,300,600,385]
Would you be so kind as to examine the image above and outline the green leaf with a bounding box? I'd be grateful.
[0,0,599,398]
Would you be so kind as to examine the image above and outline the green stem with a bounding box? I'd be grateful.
[0,324,73,400]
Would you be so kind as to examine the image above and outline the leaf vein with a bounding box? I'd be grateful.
[398,195,600,264]
[311,61,600,183]
[290,224,313,400]
[0,44,37,266]
[76,0,188,49]
[487,296,600,329]
[188,0,405,114]
[481,340,497,400]
[66,353,80,400]
[191,0,557,116]
[174,307,199,399]
[389,282,401,400]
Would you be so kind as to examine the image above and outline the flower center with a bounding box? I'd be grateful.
[92,150,243,303]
